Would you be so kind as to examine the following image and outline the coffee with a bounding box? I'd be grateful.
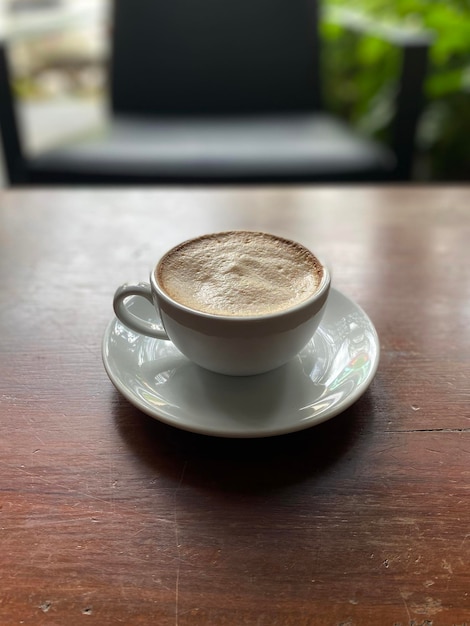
[114,231,330,374]
[156,231,323,316]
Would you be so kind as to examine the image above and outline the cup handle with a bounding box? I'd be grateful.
[113,283,169,340]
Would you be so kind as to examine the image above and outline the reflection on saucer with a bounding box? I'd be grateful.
[103,288,380,437]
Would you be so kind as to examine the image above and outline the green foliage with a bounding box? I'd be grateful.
[322,0,470,179]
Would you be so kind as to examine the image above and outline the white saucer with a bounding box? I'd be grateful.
[102,288,380,438]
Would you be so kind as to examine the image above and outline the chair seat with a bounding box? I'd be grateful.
[29,113,395,184]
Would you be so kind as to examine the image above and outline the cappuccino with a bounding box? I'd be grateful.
[156,231,323,316]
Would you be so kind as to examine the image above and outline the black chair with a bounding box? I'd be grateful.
[0,0,432,185]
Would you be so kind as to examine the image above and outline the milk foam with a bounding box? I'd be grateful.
[157,231,323,316]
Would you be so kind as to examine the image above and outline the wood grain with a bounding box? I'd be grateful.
[0,187,469,626]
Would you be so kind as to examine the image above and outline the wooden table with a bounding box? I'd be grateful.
[1,186,469,626]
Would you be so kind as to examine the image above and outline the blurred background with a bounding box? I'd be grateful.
[0,0,108,186]
[0,0,469,186]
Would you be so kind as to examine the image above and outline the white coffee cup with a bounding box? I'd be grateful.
[113,232,331,376]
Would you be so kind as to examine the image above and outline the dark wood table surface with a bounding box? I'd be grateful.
[1,186,469,626]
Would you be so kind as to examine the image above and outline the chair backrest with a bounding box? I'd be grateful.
[0,43,28,184]
[110,0,322,116]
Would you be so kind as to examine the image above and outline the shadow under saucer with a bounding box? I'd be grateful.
[113,387,375,494]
